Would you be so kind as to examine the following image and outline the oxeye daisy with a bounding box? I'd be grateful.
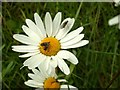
[24,65,78,90]
[12,12,89,75]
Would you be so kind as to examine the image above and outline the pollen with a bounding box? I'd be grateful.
[44,77,60,90]
[39,37,61,56]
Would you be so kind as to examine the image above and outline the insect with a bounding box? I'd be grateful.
[40,42,50,51]
[61,21,68,29]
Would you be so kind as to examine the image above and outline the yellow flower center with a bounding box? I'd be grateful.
[44,77,60,90]
[39,37,61,56]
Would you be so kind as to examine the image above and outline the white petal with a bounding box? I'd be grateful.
[52,12,62,36]
[58,79,67,82]
[61,34,84,47]
[56,56,70,75]
[42,61,57,78]
[44,57,51,71]
[28,56,45,69]
[57,50,78,65]
[49,67,57,78]
[32,68,45,79]
[60,85,68,89]
[51,56,58,68]
[60,18,72,29]
[12,45,38,50]
[38,62,57,79]
[22,25,41,42]
[56,18,75,40]
[60,85,78,90]
[32,68,40,75]
[28,61,42,70]
[42,57,55,75]
[23,54,46,69]
[24,80,43,88]
[28,73,44,83]
[26,19,45,39]
[13,34,38,45]
[61,40,89,49]
[68,85,78,89]
[28,73,38,80]
[47,64,53,75]
[60,27,84,43]
[38,62,49,78]
[19,52,39,58]
[34,13,46,38]
[12,48,39,53]
[12,45,39,53]
[45,12,52,37]
[108,15,119,26]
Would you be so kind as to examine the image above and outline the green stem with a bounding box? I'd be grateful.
[74,1,83,20]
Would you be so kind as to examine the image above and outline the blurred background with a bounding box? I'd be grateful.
[2,2,120,89]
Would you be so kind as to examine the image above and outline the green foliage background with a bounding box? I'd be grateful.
[2,2,120,89]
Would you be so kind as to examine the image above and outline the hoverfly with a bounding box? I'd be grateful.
[60,21,68,29]
[40,42,50,51]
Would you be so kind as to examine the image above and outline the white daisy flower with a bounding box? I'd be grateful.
[25,65,78,90]
[12,12,89,75]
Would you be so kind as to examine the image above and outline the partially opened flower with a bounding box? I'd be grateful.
[12,12,89,75]
[25,65,78,90]
[113,0,120,6]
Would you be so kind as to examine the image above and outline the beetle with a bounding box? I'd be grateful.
[41,42,50,51]
[61,21,68,29]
